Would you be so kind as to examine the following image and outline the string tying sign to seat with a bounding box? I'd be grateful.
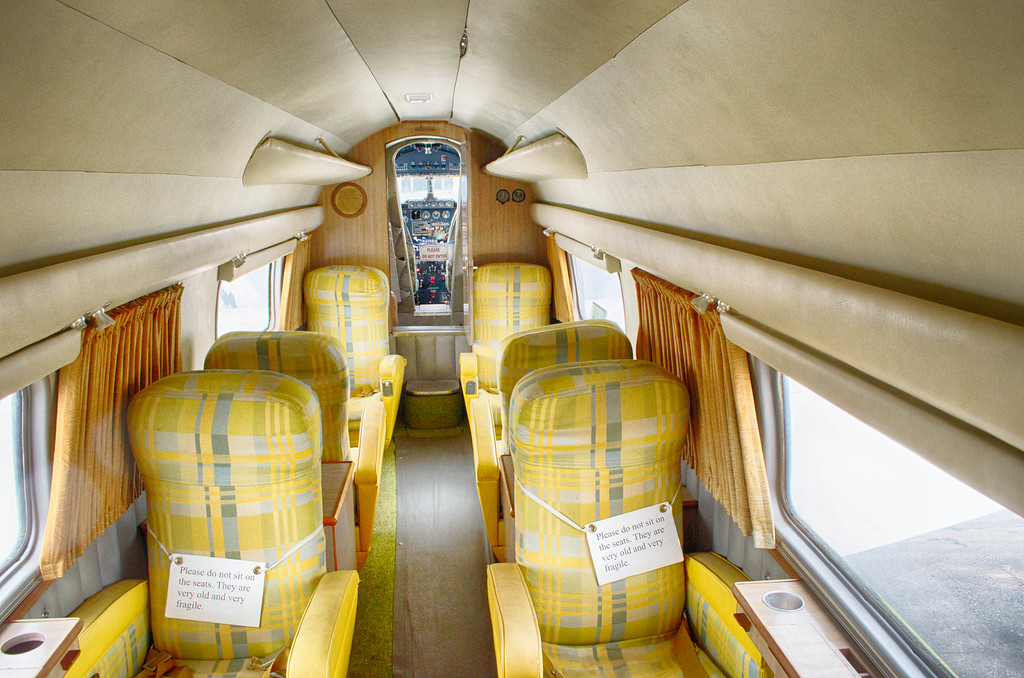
[151,526,322,627]
[517,478,684,585]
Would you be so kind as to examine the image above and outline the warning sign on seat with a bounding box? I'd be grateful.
[585,503,684,586]
[166,554,267,627]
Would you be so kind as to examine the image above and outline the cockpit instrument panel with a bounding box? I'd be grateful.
[394,142,461,176]
[390,140,463,309]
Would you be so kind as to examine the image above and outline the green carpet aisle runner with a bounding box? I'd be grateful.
[348,440,397,678]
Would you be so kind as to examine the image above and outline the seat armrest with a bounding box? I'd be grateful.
[486,563,542,678]
[67,580,150,678]
[354,398,386,487]
[353,398,386,555]
[287,570,359,678]
[471,397,499,482]
[471,397,501,551]
[378,353,406,444]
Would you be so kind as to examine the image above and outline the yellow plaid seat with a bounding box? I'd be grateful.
[304,265,406,447]
[204,331,386,567]
[66,580,150,678]
[686,552,770,678]
[469,320,633,561]
[487,359,717,678]
[205,331,351,462]
[125,370,359,677]
[543,635,727,678]
[460,263,551,420]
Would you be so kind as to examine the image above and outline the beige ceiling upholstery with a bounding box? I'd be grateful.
[327,0,469,121]
[1,0,1021,338]
[512,0,1024,170]
[453,0,686,139]
[62,0,397,145]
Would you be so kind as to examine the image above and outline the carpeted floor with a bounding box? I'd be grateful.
[392,429,498,678]
[348,441,397,678]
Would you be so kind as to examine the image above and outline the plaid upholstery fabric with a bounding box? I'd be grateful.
[545,638,728,678]
[510,360,690,646]
[82,611,149,678]
[68,580,150,678]
[498,319,632,432]
[180,658,270,678]
[698,647,730,678]
[544,633,682,677]
[205,331,350,462]
[304,266,389,395]
[685,553,766,678]
[473,263,552,392]
[128,370,325,661]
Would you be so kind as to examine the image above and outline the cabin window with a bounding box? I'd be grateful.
[216,260,281,337]
[782,376,1024,677]
[0,392,27,574]
[569,255,625,330]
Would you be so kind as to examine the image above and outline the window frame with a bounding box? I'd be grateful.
[0,391,29,576]
[567,254,625,331]
[215,258,283,338]
[0,378,56,622]
[754,359,955,678]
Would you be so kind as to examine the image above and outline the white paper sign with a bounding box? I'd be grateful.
[585,502,684,585]
[418,243,447,261]
[166,554,267,627]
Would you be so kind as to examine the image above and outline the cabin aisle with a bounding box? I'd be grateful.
[392,429,498,678]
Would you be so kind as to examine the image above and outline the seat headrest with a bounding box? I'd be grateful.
[498,319,633,412]
[305,265,390,311]
[473,263,551,310]
[508,359,689,469]
[128,369,322,486]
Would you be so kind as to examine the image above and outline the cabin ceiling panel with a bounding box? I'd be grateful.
[61,0,397,145]
[513,0,1024,171]
[1,1,344,176]
[452,0,686,140]
[326,0,468,121]
[538,150,1024,323]
[0,171,317,275]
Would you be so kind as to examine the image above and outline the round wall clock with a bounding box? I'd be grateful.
[330,182,368,218]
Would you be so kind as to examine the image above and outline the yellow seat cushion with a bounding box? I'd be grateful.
[304,265,390,394]
[686,552,766,678]
[544,634,682,677]
[204,331,351,462]
[472,263,552,392]
[67,580,150,678]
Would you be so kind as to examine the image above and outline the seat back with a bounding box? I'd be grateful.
[204,331,350,462]
[497,319,632,433]
[128,370,325,661]
[686,552,767,678]
[509,359,690,646]
[304,265,390,396]
[472,263,551,392]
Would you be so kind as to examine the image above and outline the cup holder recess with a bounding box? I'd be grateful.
[762,590,805,612]
[1,631,47,655]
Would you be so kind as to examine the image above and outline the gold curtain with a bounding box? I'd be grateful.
[546,235,577,323]
[278,236,311,331]
[633,268,775,548]
[40,284,183,580]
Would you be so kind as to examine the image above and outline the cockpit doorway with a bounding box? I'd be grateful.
[386,136,468,327]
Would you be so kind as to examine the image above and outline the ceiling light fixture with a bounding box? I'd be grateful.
[403,93,434,104]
